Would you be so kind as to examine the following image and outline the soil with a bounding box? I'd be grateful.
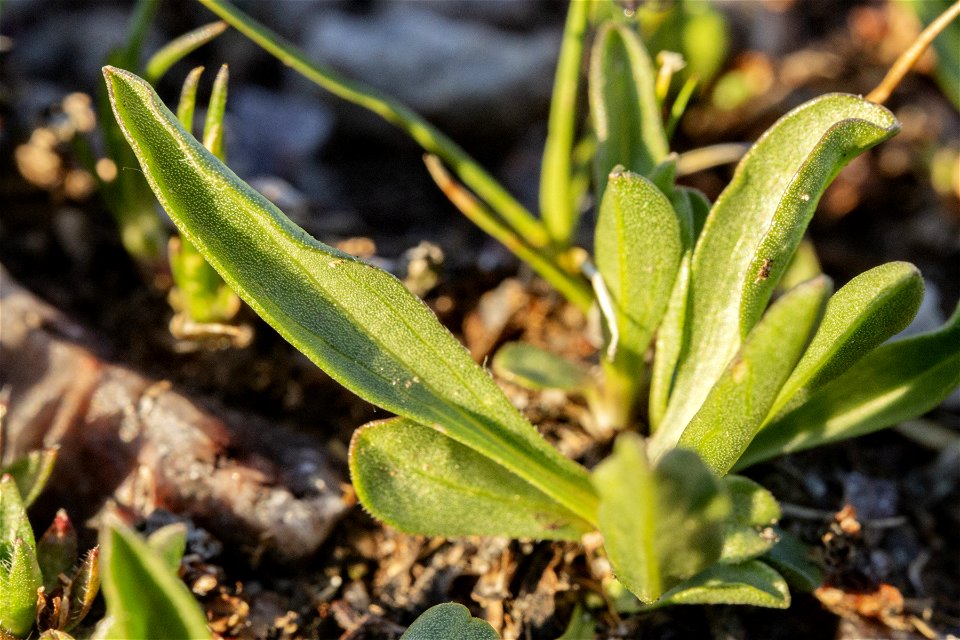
[1,1,958,639]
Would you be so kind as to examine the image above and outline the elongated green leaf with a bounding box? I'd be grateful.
[594,169,682,389]
[0,475,35,557]
[350,418,591,540]
[100,521,211,640]
[144,21,228,83]
[146,524,187,575]
[589,22,669,202]
[400,603,498,640]
[1,447,58,507]
[677,276,831,474]
[64,547,100,632]
[653,95,898,452]
[763,530,822,592]
[593,434,729,603]
[492,343,594,393]
[540,0,590,245]
[175,66,204,134]
[649,253,691,431]
[776,238,821,294]
[737,303,960,468]
[652,561,790,609]
[768,261,923,419]
[202,64,229,160]
[103,66,597,523]
[720,476,780,563]
[1,538,43,637]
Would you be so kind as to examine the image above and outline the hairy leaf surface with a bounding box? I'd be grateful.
[400,603,498,640]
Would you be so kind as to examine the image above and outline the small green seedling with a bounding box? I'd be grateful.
[102,0,960,614]
[400,603,497,640]
[0,455,100,640]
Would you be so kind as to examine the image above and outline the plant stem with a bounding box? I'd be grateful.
[866,0,960,104]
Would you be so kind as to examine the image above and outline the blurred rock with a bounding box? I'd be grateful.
[0,267,348,563]
[293,4,559,138]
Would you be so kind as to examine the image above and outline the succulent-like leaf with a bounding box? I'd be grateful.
[144,21,228,83]
[1,447,58,507]
[0,538,43,637]
[0,475,35,558]
[202,64,229,160]
[146,524,187,575]
[103,66,598,524]
[652,560,790,608]
[539,0,590,245]
[768,261,924,419]
[175,66,204,136]
[763,529,822,593]
[350,418,592,540]
[737,303,960,468]
[594,169,682,389]
[589,22,669,201]
[100,521,210,640]
[720,476,781,563]
[37,510,78,593]
[655,95,899,449]
[63,547,100,632]
[400,603,498,640]
[675,276,832,474]
[492,343,594,393]
[593,434,729,603]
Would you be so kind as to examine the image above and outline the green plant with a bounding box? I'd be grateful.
[0,454,99,640]
[399,603,497,640]
[101,1,960,613]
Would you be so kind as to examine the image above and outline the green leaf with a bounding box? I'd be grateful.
[1,447,58,507]
[737,303,960,469]
[146,524,187,575]
[0,477,41,637]
[37,510,78,593]
[539,0,590,246]
[676,276,832,475]
[763,529,822,593]
[350,418,592,540]
[492,342,594,393]
[202,64,229,161]
[100,521,210,640]
[652,560,790,609]
[556,603,595,640]
[776,238,821,294]
[175,66,204,136]
[589,22,669,202]
[1,539,43,637]
[768,261,924,419]
[103,66,598,524]
[720,476,781,563]
[594,169,683,397]
[400,603,498,640]
[649,253,691,431]
[64,547,100,632]
[144,21,228,84]
[653,95,899,451]
[593,434,729,603]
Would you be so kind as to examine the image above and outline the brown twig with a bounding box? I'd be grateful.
[866,0,960,104]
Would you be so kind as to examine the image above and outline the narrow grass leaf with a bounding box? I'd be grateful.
[720,476,781,563]
[652,561,790,609]
[203,64,229,160]
[654,95,898,454]
[350,418,592,540]
[175,66,204,136]
[737,303,960,468]
[593,434,728,603]
[492,343,594,393]
[678,276,831,475]
[400,603,498,640]
[768,261,924,419]
[540,0,590,245]
[144,21,228,84]
[103,67,597,523]
[100,521,210,640]
[589,22,669,202]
